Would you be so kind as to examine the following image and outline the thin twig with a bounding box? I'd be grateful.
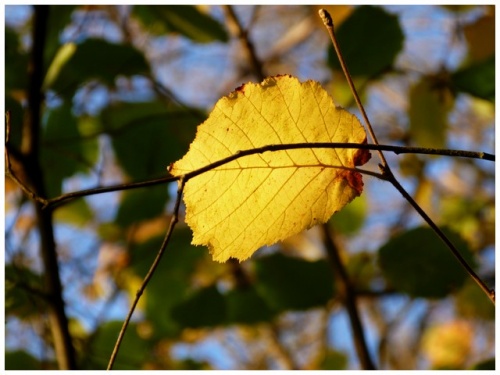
[318,9,386,165]
[379,164,495,303]
[107,177,186,370]
[310,12,390,354]
[41,142,493,209]
[318,8,495,304]
[45,175,173,209]
[12,121,494,301]
[321,224,376,370]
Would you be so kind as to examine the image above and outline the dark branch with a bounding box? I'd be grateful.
[38,142,493,208]
[321,224,376,370]
[379,164,495,304]
[318,7,494,305]
[45,175,173,209]
[25,5,77,369]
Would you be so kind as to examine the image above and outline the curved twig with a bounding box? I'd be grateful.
[38,142,493,209]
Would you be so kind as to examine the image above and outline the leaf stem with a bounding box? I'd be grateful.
[107,176,186,370]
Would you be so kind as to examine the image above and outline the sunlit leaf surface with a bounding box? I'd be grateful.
[170,75,370,262]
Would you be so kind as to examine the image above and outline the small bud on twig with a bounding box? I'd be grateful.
[318,9,333,28]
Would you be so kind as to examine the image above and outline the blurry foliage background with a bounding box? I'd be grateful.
[4,4,495,370]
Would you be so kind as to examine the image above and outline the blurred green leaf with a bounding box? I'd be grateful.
[346,251,377,290]
[455,279,495,320]
[133,233,274,330]
[146,277,192,337]
[409,77,452,148]
[5,350,49,370]
[102,101,201,180]
[82,321,152,370]
[46,38,149,97]
[40,103,98,197]
[97,222,123,242]
[115,185,169,228]
[452,56,495,101]
[54,198,94,227]
[254,253,334,312]
[440,195,493,249]
[226,286,275,324]
[398,153,425,177]
[329,193,366,235]
[44,5,76,68]
[173,359,212,370]
[320,349,348,370]
[328,5,403,77]
[379,227,475,298]
[133,5,228,43]
[470,358,495,370]
[129,229,205,337]
[5,27,29,91]
[5,265,46,319]
[171,285,227,328]
[130,228,203,278]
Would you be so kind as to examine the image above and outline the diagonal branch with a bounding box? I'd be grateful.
[318,8,494,305]
[379,164,495,303]
[321,224,376,369]
[318,9,387,165]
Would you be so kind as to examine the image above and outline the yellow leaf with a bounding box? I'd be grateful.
[422,320,473,369]
[169,75,370,262]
